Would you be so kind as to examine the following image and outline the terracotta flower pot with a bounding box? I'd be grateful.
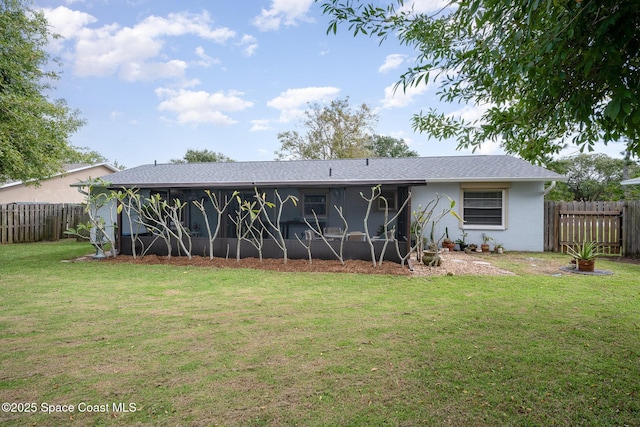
[481,244,490,252]
[577,259,595,272]
[443,242,456,251]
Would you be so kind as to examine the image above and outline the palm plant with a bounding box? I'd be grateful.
[566,241,601,261]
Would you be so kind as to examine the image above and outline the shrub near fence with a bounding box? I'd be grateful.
[0,203,86,244]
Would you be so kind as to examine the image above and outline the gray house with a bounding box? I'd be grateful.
[91,155,564,260]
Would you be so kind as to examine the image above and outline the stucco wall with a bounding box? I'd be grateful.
[410,181,545,252]
[0,165,115,204]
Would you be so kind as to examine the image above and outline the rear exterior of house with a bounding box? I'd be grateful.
[88,156,564,260]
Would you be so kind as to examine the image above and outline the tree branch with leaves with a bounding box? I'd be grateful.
[321,0,640,162]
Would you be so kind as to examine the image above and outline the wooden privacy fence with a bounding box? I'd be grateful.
[544,201,640,256]
[0,203,87,244]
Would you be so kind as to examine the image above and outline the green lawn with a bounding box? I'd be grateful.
[0,240,638,426]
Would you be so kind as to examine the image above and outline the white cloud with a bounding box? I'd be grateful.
[267,86,341,122]
[380,80,429,109]
[239,35,258,56]
[42,6,96,52]
[43,8,236,81]
[252,0,315,31]
[250,119,272,131]
[120,59,188,82]
[378,54,406,73]
[448,103,492,123]
[155,88,254,126]
[401,0,454,15]
[194,46,220,67]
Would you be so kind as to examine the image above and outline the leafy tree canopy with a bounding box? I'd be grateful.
[369,134,418,158]
[275,97,418,160]
[170,149,235,163]
[0,0,85,183]
[321,0,640,163]
[65,146,108,165]
[275,97,376,160]
[545,153,640,201]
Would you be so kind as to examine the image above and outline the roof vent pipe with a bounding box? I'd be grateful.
[366,158,369,166]
[329,167,332,177]
[154,160,157,166]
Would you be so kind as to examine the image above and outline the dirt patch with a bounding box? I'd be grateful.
[411,251,515,276]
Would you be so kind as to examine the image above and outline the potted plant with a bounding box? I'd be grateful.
[422,242,442,267]
[481,234,492,252]
[566,241,601,272]
[465,243,477,254]
[442,227,456,251]
[493,242,505,254]
[455,231,468,251]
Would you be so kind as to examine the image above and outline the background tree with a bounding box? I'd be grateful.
[321,0,640,162]
[275,97,376,160]
[170,148,234,163]
[545,153,640,201]
[368,134,417,158]
[0,0,84,183]
[65,146,108,165]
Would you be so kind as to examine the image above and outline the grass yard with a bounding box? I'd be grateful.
[0,240,639,426]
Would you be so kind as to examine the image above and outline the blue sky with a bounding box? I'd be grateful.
[36,0,623,168]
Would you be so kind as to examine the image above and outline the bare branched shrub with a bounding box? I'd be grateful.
[303,206,349,265]
[395,193,459,267]
[65,178,118,258]
[254,188,298,264]
[193,190,237,259]
[114,187,144,258]
[137,194,193,259]
[164,198,192,259]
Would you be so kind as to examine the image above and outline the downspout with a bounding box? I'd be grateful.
[544,181,556,196]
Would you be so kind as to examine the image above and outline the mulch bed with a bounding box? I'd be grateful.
[102,254,412,276]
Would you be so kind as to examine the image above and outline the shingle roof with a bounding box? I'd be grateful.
[96,155,565,188]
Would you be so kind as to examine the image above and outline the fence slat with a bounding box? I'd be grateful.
[0,203,85,244]
[546,201,636,256]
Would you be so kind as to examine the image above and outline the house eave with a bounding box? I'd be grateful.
[104,179,429,189]
[425,177,567,183]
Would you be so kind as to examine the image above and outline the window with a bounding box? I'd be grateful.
[376,190,398,211]
[462,190,506,229]
[303,193,327,217]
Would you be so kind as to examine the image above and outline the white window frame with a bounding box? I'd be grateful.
[460,184,508,230]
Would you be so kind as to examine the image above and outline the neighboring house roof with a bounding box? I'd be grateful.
[92,156,565,189]
[621,177,640,186]
[0,163,119,190]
